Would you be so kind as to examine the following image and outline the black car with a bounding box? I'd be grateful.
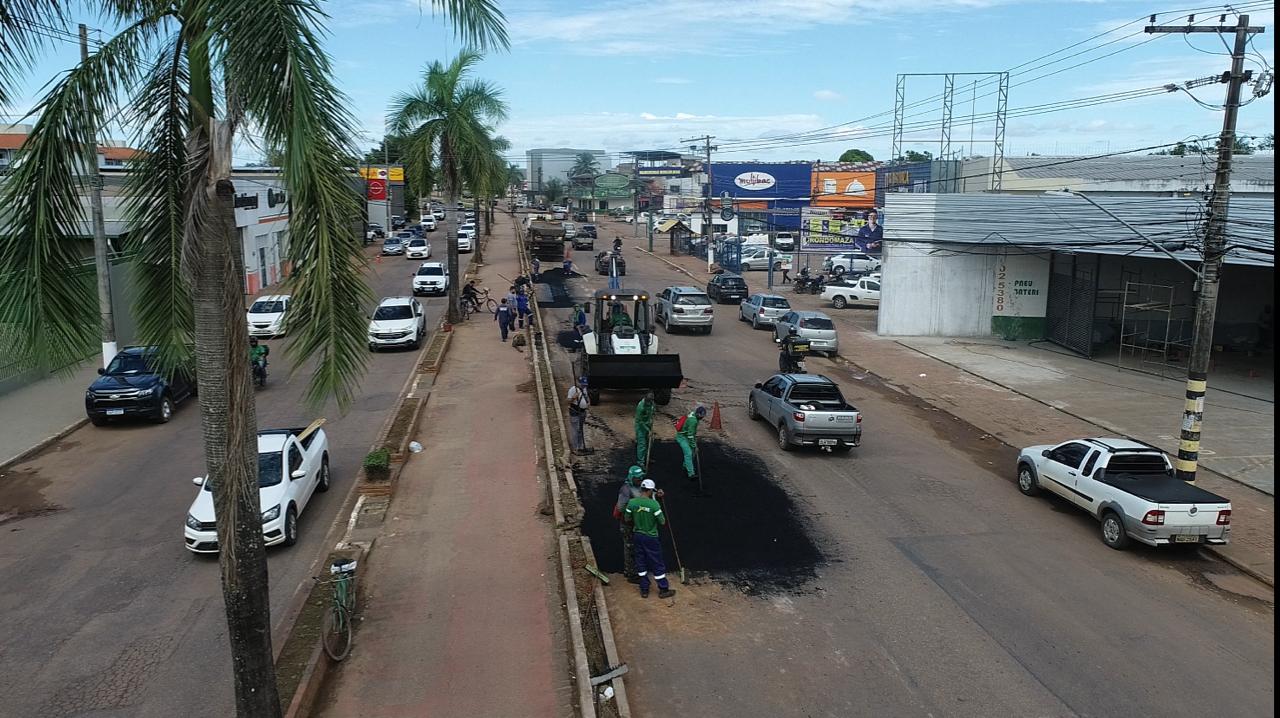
[391,215,406,230]
[85,347,196,426]
[707,273,748,304]
[573,211,589,222]
[595,251,626,276]
[580,224,598,239]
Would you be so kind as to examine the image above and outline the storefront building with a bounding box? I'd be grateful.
[709,161,811,235]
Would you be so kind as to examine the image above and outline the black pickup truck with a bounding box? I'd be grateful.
[85,346,196,425]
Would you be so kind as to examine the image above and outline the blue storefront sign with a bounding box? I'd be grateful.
[710,162,811,230]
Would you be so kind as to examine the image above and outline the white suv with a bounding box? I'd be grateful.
[412,262,449,296]
[367,297,426,351]
[419,216,436,231]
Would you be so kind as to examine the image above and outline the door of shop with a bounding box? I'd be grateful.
[1046,252,1098,357]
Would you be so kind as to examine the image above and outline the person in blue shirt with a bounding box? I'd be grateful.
[855,208,883,254]
[494,298,513,342]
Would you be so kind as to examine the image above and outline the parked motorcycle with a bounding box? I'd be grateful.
[252,358,268,388]
[793,274,825,295]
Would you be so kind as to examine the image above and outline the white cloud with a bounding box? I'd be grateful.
[507,0,1015,56]
[813,89,843,101]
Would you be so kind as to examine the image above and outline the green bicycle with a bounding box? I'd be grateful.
[320,557,358,661]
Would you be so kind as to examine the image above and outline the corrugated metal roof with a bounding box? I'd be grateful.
[884,193,1273,267]
[1004,154,1274,186]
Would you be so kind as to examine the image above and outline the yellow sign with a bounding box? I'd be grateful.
[358,166,404,181]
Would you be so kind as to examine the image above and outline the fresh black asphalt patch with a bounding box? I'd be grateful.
[533,268,578,308]
[578,439,825,595]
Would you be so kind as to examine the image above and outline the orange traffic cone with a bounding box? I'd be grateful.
[710,400,723,431]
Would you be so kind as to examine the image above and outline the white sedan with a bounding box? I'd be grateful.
[247,294,290,337]
[821,277,880,309]
[405,237,432,259]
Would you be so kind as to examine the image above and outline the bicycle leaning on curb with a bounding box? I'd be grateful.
[318,557,358,661]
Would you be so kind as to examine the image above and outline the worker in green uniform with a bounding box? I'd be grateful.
[675,405,707,481]
[624,478,676,599]
[634,393,655,465]
[613,465,646,583]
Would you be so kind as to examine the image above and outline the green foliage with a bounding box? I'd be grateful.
[363,447,391,470]
[570,151,600,179]
[895,150,933,164]
[838,148,874,162]
[1258,133,1275,151]
[541,177,565,203]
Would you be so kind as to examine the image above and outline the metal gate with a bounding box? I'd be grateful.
[1046,252,1098,357]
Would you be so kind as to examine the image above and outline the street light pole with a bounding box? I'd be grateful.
[80,24,116,368]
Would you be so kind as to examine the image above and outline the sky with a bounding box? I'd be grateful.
[4,0,1275,170]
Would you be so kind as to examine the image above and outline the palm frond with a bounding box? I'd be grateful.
[122,34,195,374]
[420,0,508,51]
[0,16,160,371]
[0,1,68,107]
[210,0,369,410]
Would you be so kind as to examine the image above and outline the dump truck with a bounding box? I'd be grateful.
[526,217,567,258]
[576,289,683,405]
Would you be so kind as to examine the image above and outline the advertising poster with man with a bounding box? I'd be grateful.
[800,207,882,255]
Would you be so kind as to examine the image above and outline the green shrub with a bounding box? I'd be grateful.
[363,447,391,481]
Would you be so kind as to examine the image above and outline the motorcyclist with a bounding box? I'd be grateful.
[779,327,807,373]
[249,337,269,383]
[613,236,623,253]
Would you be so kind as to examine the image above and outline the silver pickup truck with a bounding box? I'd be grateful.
[748,373,862,453]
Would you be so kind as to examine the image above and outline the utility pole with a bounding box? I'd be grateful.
[682,135,717,272]
[1145,13,1264,483]
[632,156,639,238]
[80,24,117,368]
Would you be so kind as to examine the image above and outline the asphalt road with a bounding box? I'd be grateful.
[0,228,471,718]
[550,217,1274,718]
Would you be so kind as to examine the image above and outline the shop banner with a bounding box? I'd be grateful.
[367,178,387,201]
[811,171,876,208]
[799,207,882,253]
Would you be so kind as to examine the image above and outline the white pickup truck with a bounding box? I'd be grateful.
[1017,437,1231,550]
[184,424,331,553]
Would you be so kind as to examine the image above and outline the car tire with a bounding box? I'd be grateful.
[88,413,108,427]
[751,316,760,330]
[316,456,331,493]
[155,395,174,424]
[703,326,712,335]
[1100,510,1129,550]
[282,505,299,547]
[653,388,672,406]
[368,344,377,352]
[1016,464,1040,496]
[747,396,759,420]
[832,296,848,309]
[778,424,794,452]
[741,263,752,272]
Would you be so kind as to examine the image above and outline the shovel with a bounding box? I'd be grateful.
[658,495,689,585]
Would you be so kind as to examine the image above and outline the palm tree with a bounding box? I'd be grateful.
[0,3,505,716]
[480,134,511,238]
[570,151,600,179]
[541,177,565,207]
[506,163,525,198]
[392,51,507,323]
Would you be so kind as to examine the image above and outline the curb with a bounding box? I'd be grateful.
[0,417,89,472]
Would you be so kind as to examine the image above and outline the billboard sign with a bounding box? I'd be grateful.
[799,207,881,253]
[594,173,631,189]
[711,162,811,200]
[358,166,405,181]
[811,171,876,208]
[367,179,387,201]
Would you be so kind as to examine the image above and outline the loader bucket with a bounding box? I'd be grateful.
[584,354,683,390]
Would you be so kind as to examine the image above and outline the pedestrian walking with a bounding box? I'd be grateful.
[674,405,706,481]
[566,377,592,454]
[634,393,655,465]
[613,465,646,583]
[515,289,531,329]
[573,302,590,336]
[494,298,514,342]
[781,266,790,284]
[624,479,676,599]
[531,257,541,281]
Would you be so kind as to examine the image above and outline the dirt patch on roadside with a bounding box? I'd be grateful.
[0,467,64,527]
[384,397,422,455]
[577,440,825,595]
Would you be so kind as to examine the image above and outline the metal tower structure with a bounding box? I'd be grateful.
[891,71,1009,191]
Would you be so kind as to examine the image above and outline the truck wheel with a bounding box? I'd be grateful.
[588,388,601,405]
[777,424,794,452]
[1100,510,1129,550]
[747,396,759,420]
[653,388,672,406]
[155,395,174,424]
[832,296,848,309]
[1017,464,1040,496]
[283,505,299,547]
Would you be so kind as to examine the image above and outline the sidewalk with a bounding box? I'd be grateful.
[633,243,1274,585]
[0,362,100,468]
[319,222,572,716]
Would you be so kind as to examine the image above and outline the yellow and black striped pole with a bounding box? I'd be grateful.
[1176,371,1207,483]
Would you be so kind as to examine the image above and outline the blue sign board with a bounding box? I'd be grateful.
[710,162,811,230]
